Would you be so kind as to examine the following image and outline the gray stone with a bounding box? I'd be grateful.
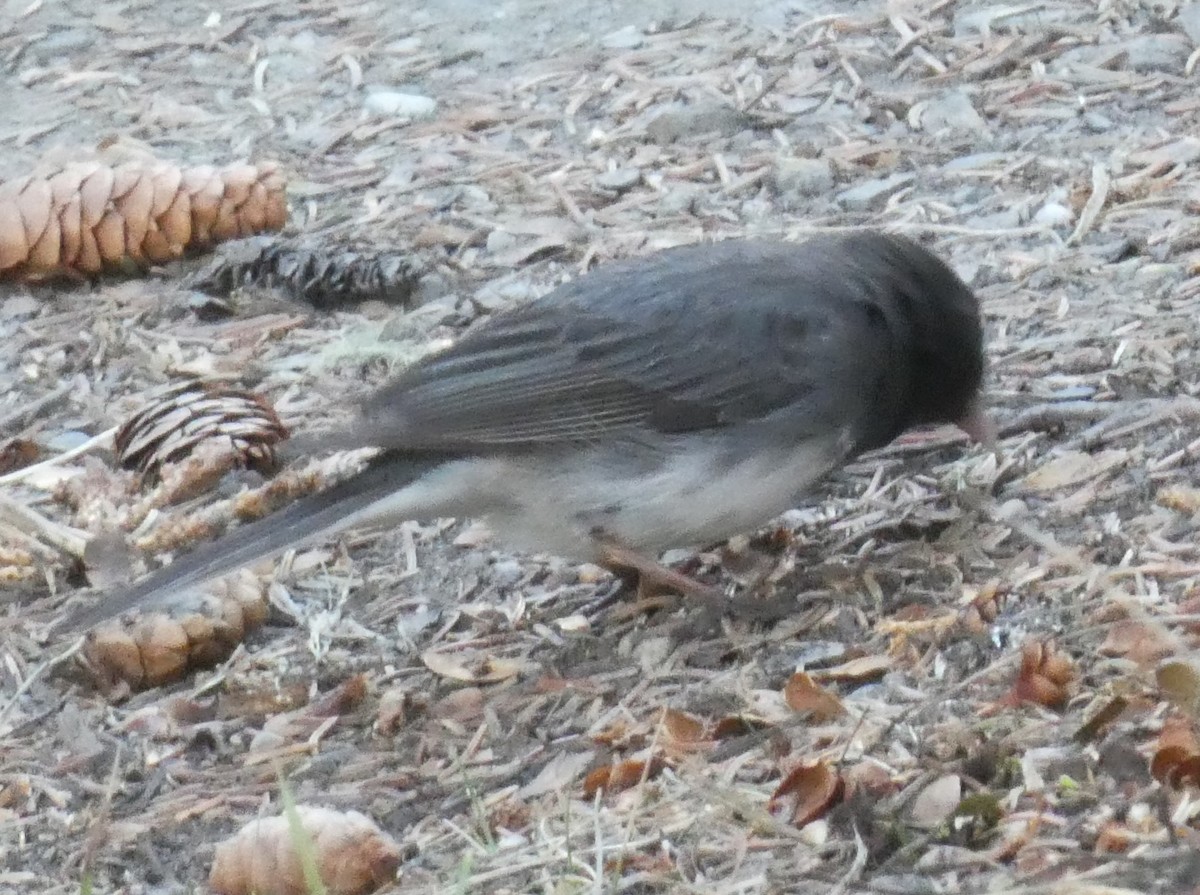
[917,90,986,134]
[1180,3,1200,45]
[771,157,834,205]
[595,168,641,192]
[363,91,438,119]
[836,173,913,211]
[645,103,748,143]
[657,186,701,215]
[490,558,524,587]
[45,430,92,452]
[1122,34,1190,72]
[601,25,644,49]
[486,229,518,253]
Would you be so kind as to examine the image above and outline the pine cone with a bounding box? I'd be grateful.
[191,238,424,309]
[0,159,287,280]
[115,379,289,480]
[80,569,270,692]
[210,805,402,895]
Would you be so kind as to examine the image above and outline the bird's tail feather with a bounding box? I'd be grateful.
[62,452,446,633]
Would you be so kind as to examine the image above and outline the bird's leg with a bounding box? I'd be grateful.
[592,537,724,604]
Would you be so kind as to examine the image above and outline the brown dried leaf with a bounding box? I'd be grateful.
[783,672,846,721]
[768,761,844,828]
[374,687,411,736]
[1074,696,1130,743]
[1150,715,1200,788]
[660,708,708,748]
[1100,619,1174,666]
[0,438,40,475]
[711,715,769,740]
[581,758,664,799]
[811,655,892,684]
[1157,659,1200,718]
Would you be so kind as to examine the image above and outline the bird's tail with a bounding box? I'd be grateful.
[61,451,447,633]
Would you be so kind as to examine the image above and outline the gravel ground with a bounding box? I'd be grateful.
[5,0,1200,893]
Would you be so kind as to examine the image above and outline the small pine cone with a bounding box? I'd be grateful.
[210,805,402,895]
[114,379,289,481]
[80,569,269,693]
[191,238,424,310]
[0,159,287,280]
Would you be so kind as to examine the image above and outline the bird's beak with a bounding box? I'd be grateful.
[957,397,997,450]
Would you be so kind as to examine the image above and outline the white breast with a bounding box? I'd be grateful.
[333,431,847,562]
[477,434,846,559]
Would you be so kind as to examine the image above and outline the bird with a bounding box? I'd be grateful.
[63,230,991,633]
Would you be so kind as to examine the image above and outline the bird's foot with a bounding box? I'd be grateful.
[593,541,725,616]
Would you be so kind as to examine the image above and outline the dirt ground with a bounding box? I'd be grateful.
[5,0,1200,892]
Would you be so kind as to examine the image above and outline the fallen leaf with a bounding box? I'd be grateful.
[518,750,596,799]
[783,672,845,721]
[1074,696,1129,743]
[477,657,523,683]
[582,758,664,799]
[1100,619,1174,666]
[712,715,770,739]
[811,655,892,684]
[0,438,39,474]
[430,687,485,723]
[1150,714,1200,788]
[1022,449,1127,493]
[420,649,477,682]
[768,762,844,828]
[1157,659,1200,718]
[660,708,709,750]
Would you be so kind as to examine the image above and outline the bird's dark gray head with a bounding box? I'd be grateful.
[827,231,988,449]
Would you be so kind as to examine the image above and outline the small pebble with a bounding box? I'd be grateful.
[772,157,834,205]
[1,295,39,318]
[595,168,641,193]
[486,230,518,253]
[836,173,913,212]
[645,104,747,143]
[364,91,437,119]
[915,89,985,134]
[490,558,523,587]
[45,430,92,452]
[1180,2,1200,44]
[1034,202,1073,227]
[601,25,643,50]
[575,563,609,584]
[993,499,1029,521]
[657,186,701,215]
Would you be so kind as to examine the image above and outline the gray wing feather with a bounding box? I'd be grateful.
[357,239,900,451]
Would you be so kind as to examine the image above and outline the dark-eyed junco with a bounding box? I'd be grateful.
[65,230,990,631]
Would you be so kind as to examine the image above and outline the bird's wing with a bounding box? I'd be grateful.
[358,239,903,451]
